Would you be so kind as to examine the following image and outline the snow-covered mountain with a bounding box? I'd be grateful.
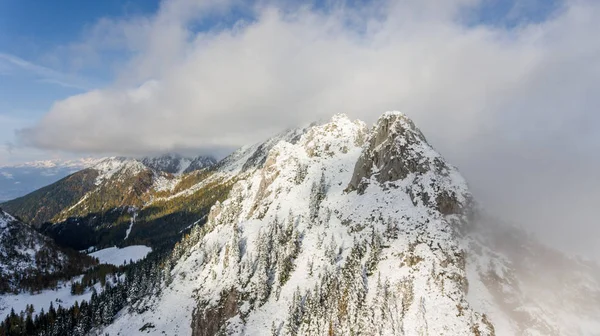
[0,153,220,254]
[95,112,600,335]
[1,154,218,225]
[0,209,96,294]
[0,154,216,203]
[3,158,102,170]
[1,113,598,335]
[51,154,218,222]
[142,154,217,175]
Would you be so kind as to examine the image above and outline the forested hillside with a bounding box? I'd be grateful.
[1,169,99,227]
[0,209,97,294]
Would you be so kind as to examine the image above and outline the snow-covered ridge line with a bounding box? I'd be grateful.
[90,154,217,188]
[103,112,491,335]
[102,111,600,336]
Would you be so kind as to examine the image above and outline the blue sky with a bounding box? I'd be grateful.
[0,0,160,163]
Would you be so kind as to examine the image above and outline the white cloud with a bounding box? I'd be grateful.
[22,1,600,153]
[17,0,600,258]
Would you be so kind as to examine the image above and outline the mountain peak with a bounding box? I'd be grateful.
[347,111,468,215]
[141,153,189,175]
[142,153,217,174]
[302,113,368,158]
[101,110,494,335]
[376,110,427,143]
[182,155,217,174]
[329,112,351,123]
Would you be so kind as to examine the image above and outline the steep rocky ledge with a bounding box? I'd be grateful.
[347,111,467,215]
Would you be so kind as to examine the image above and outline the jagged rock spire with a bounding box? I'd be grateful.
[348,111,431,192]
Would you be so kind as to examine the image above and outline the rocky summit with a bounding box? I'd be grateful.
[91,112,599,335]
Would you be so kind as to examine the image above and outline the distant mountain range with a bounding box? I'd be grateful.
[0,154,217,202]
[0,153,220,252]
[0,158,101,202]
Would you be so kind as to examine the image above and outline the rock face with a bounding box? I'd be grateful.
[349,112,441,191]
[142,154,216,175]
[142,154,190,175]
[191,289,239,336]
[348,112,467,216]
[183,156,218,174]
[100,112,600,336]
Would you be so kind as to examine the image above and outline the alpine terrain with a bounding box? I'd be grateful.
[99,112,600,335]
[0,209,97,294]
[1,112,599,335]
[1,154,220,252]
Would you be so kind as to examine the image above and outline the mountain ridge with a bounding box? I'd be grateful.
[96,112,600,335]
[1,112,599,335]
[1,153,218,226]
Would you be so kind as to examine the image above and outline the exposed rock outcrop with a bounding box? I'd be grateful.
[347,111,467,216]
[347,111,432,193]
[191,288,239,336]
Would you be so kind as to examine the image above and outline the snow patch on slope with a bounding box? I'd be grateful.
[0,276,100,320]
[90,245,151,266]
[124,212,137,241]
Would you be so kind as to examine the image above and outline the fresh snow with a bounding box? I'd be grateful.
[100,112,600,336]
[5,113,596,335]
[102,113,493,335]
[0,273,126,320]
[90,245,151,266]
[124,212,137,241]
[0,211,13,229]
[0,276,100,320]
[92,157,147,185]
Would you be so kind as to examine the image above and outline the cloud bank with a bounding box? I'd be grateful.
[19,0,600,258]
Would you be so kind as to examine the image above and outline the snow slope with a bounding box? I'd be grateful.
[102,113,492,335]
[101,112,600,336]
[124,212,136,241]
[0,275,100,320]
[90,245,152,266]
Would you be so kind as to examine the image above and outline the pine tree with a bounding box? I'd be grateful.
[309,172,327,221]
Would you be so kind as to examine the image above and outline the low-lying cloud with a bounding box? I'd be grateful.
[19,0,600,258]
